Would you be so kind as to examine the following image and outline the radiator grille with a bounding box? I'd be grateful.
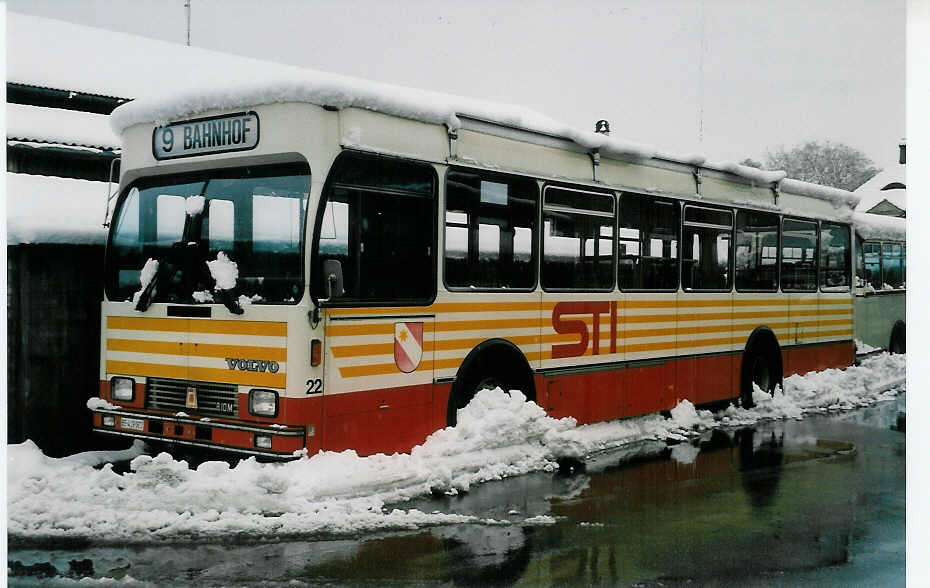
[146,377,238,417]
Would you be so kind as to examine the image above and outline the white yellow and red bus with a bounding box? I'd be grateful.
[88,78,901,459]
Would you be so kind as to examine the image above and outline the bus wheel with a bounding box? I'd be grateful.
[889,321,906,354]
[740,332,782,409]
[447,340,535,427]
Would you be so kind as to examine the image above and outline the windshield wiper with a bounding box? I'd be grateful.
[133,257,170,312]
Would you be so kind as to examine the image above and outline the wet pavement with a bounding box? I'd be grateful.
[8,394,905,586]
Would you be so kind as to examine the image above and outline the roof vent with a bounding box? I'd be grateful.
[595,120,610,135]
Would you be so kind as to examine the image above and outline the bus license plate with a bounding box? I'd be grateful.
[120,417,144,432]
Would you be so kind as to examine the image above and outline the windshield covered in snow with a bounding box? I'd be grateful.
[105,162,310,305]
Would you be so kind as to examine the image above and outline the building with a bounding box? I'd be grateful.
[854,140,906,218]
[6,11,296,454]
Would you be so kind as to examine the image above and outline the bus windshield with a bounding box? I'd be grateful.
[105,162,310,305]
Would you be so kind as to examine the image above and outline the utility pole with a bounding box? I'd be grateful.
[185,0,191,46]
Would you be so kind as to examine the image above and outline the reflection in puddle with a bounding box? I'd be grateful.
[6,419,877,586]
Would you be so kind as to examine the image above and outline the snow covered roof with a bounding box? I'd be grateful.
[7,173,109,245]
[854,167,906,213]
[7,103,120,150]
[852,211,906,241]
[7,12,300,101]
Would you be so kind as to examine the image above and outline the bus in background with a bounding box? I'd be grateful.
[89,74,873,459]
[853,212,906,355]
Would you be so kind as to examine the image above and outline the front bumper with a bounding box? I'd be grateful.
[90,406,306,460]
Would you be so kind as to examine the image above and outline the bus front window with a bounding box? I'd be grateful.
[106,163,310,305]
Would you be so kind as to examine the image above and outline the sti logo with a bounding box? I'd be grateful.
[551,301,619,359]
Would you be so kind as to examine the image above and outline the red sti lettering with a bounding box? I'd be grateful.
[551,301,618,359]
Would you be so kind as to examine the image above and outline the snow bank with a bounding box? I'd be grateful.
[853,211,906,241]
[7,173,109,245]
[8,354,904,544]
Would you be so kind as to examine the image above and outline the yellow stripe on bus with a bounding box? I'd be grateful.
[107,316,286,336]
[325,297,850,318]
[107,360,285,387]
[328,301,541,317]
[107,338,287,361]
[327,318,852,359]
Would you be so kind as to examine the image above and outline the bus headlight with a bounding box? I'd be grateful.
[249,389,278,417]
[111,377,135,401]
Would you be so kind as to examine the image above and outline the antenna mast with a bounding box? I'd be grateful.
[698,0,705,146]
[185,0,191,46]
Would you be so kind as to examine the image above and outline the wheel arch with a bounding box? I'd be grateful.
[889,319,906,353]
[447,338,536,426]
[740,326,784,405]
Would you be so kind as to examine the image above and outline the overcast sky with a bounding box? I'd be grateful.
[6,0,905,171]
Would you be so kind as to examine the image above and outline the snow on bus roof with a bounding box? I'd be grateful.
[111,69,854,208]
[852,211,906,241]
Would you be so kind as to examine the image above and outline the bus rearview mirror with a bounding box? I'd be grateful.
[323,259,344,300]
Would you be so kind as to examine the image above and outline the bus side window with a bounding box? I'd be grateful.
[444,169,538,289]
[882,242,905,289]
[617,193,679,291]
[682,205,733,291]
[313,154,436,304]
[542,186,615,290]
[781,218,818,292]
[819,222,851,291]
[863,241,882,290]
[855,235,865,288]
[735,209,779,292]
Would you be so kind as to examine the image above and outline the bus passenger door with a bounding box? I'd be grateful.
[322,311,435,455]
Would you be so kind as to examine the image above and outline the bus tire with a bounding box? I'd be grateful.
[447,339,535,427]
[740,329,782,409]
[889,321,906,354]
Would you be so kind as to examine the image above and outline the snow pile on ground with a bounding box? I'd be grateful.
[206,251,237,290]
[718,352,905,426]
[8,354,904,544]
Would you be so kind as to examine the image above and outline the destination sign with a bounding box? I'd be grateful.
[153,112,259,160]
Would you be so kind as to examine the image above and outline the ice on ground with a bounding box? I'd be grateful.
[8,353,904,544]
[206,251,238,290]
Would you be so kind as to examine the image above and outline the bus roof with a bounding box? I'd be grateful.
[853,211,906,241]
[110,67,859,212]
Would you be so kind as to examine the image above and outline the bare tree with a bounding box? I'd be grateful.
[763,141,880,191]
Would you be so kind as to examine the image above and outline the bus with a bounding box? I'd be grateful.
[89,77,895,459]
[852,212,906,355]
